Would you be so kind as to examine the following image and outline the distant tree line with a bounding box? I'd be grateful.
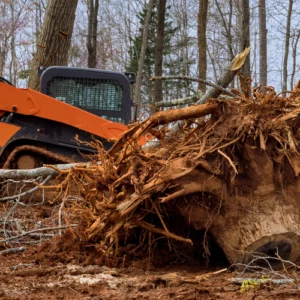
[1,0,300,115]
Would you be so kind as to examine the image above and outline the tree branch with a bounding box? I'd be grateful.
[0,225,77,243]
[152,75,239,107]
[0,175,52,201]
[0,163,83,180]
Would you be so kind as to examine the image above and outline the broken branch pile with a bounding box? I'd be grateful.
[43,82,300,267]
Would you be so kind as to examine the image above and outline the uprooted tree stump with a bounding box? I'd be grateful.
[46,84,300,267]
[3,83,300,269]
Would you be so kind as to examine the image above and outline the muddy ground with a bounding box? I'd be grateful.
[0,247,300,300]
[0,185,300,300]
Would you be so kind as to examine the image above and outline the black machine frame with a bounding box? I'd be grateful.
[40,67,132,124]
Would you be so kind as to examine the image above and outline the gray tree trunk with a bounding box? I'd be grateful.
[197,0,209,93]
[283,0,293,91]
[0,2,9,77]
[215,0,234,61]
[290,30,300,90]
[28,0,78,90]
[9,0,17,85]
[258,0,267,90]
[134,0,155,118]
[238,0,251,96]
[87,0,99,68]
[152,0,167,112]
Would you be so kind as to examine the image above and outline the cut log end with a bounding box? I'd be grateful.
[236,232,300,271]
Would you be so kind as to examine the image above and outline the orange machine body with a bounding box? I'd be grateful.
[0,82,128,144]
[0,82,147,168]
[0,67,145,167]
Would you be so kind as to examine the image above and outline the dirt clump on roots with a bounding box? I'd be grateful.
[42,82,300,269]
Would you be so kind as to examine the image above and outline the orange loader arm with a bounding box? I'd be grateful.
[0,82,143,145]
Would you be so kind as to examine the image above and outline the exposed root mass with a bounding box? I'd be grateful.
[41,83,300,266]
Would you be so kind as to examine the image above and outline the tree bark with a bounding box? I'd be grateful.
[134,0,155,118]
[238,0,251,96]
[87,0,99,68]
[9,0,17,85]
[0,162,85,180]
[28,0,78,90]
[197,0,209,93]
[0,2,9,77]
[290,30,300,90]
[282,0,293,91]
[258,0,267,90]
[152,0,167,113]
[215,0,234,61]
[176,144,300,269]
[211,200,300,270]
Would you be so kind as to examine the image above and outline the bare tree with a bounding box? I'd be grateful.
[238,0,251,96]
[28,0,79,90]
[9,1,17,85]
[282,0,293,91]
[197,0,209,92]
[134,0,155,117]
[290,29,300,89]
[215,0,234,61]
[153,0,167,110]
[258,0,267,90]
[0,0,28,81]
[0,1,9,77]
[87,0,99,68]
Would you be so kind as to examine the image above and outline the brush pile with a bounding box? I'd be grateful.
[49,82,300,267]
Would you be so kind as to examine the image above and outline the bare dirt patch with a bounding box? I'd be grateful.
[0,248,299,300]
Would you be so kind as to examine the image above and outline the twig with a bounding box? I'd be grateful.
[0,247,25,255]
[11,263,35,271]
[150,199,169,233]
[0,175,52,201]
[58,201,65,236]
[0,225,77,243]
[231,277,294,285]
[136,220,193,245]
[0,162,89,180]
[3,196,22,245]
[218,149,238,174]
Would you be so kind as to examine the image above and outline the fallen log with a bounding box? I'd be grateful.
[0,162,86,180]
[212,197,300,270]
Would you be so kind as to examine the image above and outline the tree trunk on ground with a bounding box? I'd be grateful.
[238,0,251,96]
[211,198,300,270]
[87,0,99,68]
[28,0,78,90]
[197,0,209,93]
[176,144,300,269]
[152,0,167,113]
[283,0,293,91]
[258,0,267,90]
[134,0,155,118]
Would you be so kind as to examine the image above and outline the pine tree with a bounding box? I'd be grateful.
[127,0,177,108]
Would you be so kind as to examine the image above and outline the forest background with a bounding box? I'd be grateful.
[0,0,300,113]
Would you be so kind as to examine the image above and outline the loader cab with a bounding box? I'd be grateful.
[40,66,134,124]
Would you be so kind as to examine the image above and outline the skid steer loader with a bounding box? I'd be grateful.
[0,66,141,169]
